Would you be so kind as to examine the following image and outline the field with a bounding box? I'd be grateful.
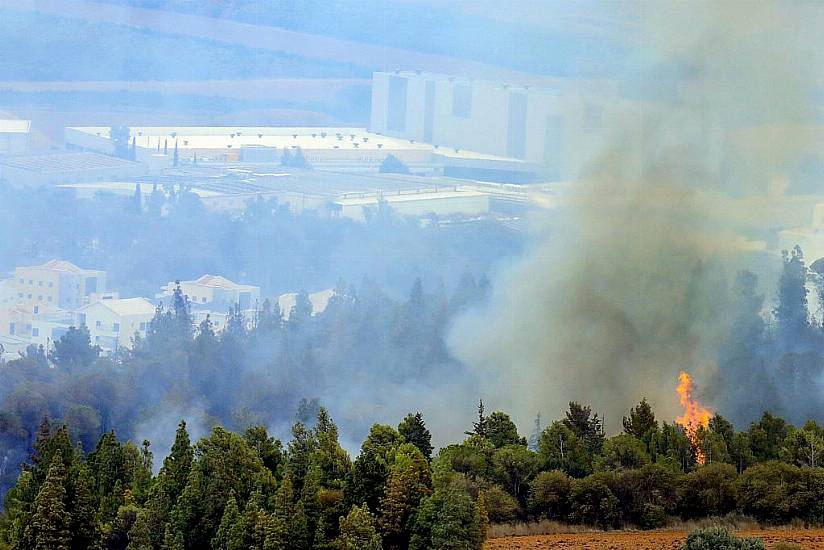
[486,529,824,549]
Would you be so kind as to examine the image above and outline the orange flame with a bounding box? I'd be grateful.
[675,371,713,464]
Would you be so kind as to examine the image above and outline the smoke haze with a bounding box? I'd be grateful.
[449,1,821,431]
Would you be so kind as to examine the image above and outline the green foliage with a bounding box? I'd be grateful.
[398,412,434,461]
[409,488,484,550]
[27,457,71,550]
[681,527,765,550]
[337,504,382,550]
[568,472,619,529]
[623,398,658,439]
[537,421,593,478]
[596,435,650,471]
[733,461,798,524]
[678,463,737,519]
[527,470,572,520]
[479,485,519,523]
[484,412,525,449]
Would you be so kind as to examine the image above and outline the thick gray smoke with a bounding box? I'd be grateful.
[449,2,821,431]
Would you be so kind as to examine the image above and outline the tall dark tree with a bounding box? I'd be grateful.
[774,245,810,345]
[622,398,658,438]
[26,457,71,550]
[564,402,605,454]
[398,413,433,461]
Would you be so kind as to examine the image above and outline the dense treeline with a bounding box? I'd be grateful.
[5,398,824,550]
[0,275,490,497]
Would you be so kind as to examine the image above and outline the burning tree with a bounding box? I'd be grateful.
[676,371,713,464]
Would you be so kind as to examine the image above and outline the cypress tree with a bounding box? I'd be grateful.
[398,412,433,461]
[212,494,244,550]
[27,457,71,550]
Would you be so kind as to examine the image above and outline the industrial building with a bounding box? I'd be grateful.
[0,151,146,187]
[370,70,618,181]
[56,166,536,221]
[0,119,31,155]
[63,125,537,181]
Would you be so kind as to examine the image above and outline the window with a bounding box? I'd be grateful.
[48,282,53,288]
[9,322,15,335]
[38,295,42,301]
[96,320,102,328]
[78,313,86,326]
[452,83,473,118]
[27,294,32,299]
[113,323,120,332]
[17,293,22,298]
[139,322,147,331]
[18,278,23,284]
[28,279,32,285]
[34,306,39,314]
[32,328,39,337]
[47,296,52,302]
[38,281,42,286]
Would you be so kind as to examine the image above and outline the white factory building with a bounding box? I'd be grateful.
[63,125,536,181]
[0,119,31,155]
[369,71,620,181]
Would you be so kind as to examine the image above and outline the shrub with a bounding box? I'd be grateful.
[527,470,572,520]
[568,472,620,529]
[483,485,521,523]
[772,543,805,550]
[734,461,799,524]
[681,527,765,550]
[639,503,667,530]
[679,463,738,519]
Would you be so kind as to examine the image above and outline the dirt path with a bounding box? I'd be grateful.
[486,529,824,549]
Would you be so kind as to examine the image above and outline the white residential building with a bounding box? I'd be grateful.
[159,275,260,311]
[12,259,107,311]
[75,297,156,353]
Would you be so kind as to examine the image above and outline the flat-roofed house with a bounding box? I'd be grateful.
[13,260,106,311]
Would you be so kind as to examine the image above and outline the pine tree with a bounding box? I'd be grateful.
[337,504,382,550]
[467,399,487,438]
[622,398,658,438]
[378,444,432,550]
[212,494,245,550]
[398,412,434,461]
[27,457,71,550]
[68,463,99,550]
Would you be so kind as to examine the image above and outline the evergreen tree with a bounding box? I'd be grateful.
[337,504,382,550]
[378,444,432,550]
[68,463,99,550]
[467,399,488,438]
[774,245,810,345]
[564,402,605,454]
[622,398,658,438]
[398,412,433,461]
[26,457,71,550]
[131,183,142,214]
[212,494,245,550]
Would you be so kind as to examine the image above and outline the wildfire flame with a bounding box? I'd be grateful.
[675,371,713,464]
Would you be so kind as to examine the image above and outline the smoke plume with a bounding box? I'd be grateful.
[449,2,820,431]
